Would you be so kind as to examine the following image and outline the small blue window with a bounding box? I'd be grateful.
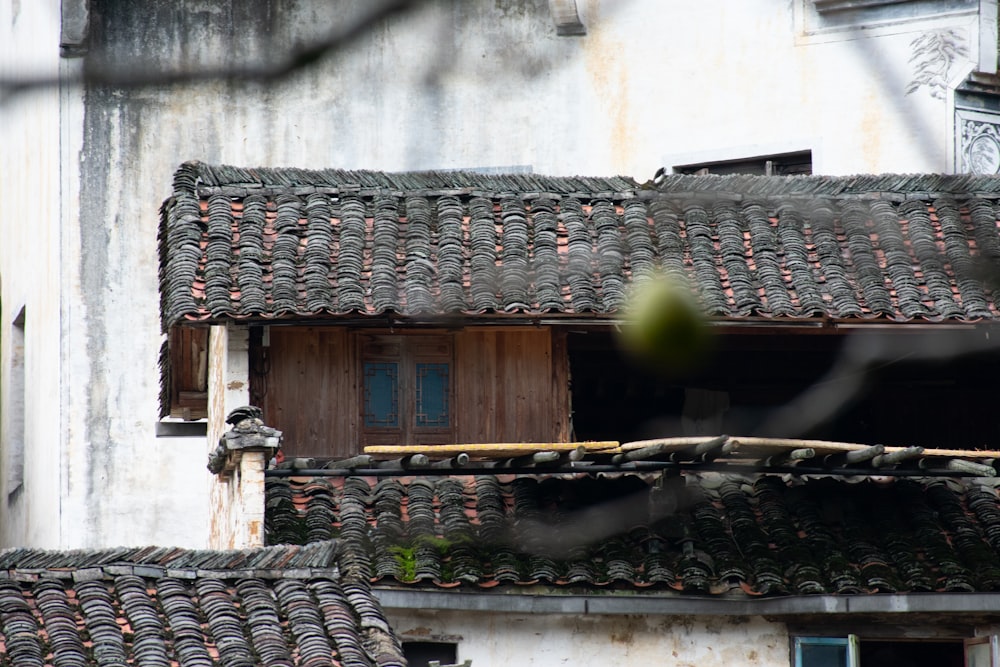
[364,362,399,428]
[415,363,449,427]
[794,637,857,667]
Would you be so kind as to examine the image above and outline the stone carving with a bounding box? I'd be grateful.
[957,115,1000,174]
[207,406,282,475]
[906,28,968,99]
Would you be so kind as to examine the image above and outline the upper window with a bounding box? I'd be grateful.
[163,326,208,420]
[674,150,812,176]
[360,334,454,446]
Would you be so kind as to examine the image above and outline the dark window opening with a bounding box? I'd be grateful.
[402,642,458,667]
[7,307,26,499]
[860,639,963,667]
[674,150,812,176]
[165,326,208,420]
[569,331,1000,448]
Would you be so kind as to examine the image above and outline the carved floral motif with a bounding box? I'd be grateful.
[906,28,968,99]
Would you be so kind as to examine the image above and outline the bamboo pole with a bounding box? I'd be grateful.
[364,442,620,458]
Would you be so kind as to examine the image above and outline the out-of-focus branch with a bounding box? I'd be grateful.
[0,0,422,99]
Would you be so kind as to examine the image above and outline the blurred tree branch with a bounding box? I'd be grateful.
[0,0,422,101]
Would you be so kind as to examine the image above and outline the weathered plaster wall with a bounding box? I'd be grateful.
[0,1,65,548]
[12,0,986,548]
[387,609,790,667]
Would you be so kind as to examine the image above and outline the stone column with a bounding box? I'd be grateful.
[207,406,282,548]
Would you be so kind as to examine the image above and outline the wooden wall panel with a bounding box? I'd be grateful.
[168,326,208,419]
[551,329,572,442]
[263,325,571,456]
[261,327,357,458]
[455,328,562,444]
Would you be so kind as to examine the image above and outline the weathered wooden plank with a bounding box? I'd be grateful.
[263,327,357,458]
[551,328,572,442]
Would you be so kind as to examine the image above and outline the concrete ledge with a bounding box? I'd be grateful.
[155,420,208,438]
[373,588,1000,617]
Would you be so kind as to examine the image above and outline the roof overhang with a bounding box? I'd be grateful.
[374,587,1000,618]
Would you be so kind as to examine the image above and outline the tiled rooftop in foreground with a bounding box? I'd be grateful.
[0,541,404,667]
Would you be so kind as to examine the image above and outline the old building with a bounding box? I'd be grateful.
[159,163,1000,666]
[4,0,1000,550]
[6,0,1000,665]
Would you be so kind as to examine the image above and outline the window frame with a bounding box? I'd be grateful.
[401,641,460,667]
[966,636,1000,667]
[673,150,813,176]
[6,307,26,499]
[359,333,455,446]
[793,636,859,667]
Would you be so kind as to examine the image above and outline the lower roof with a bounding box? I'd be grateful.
[265,471,1000,600]
[0,542,404,667]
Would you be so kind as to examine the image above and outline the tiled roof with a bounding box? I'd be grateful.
[265,473,1000,596]
[160,163,1000,326]
[0,541,404,666]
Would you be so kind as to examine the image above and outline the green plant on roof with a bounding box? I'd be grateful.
[389,544,416,581]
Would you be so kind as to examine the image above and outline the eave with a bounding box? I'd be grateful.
[374,587,1000,618]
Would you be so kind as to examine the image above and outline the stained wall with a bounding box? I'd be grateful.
[2,0,995,547]
[387,609,790,667]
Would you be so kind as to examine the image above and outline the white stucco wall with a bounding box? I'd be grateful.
[1,0,996,549]
[0,0,65,548]
[387,609,790,667]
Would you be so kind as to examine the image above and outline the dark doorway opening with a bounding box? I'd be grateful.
[568,329,1000,448]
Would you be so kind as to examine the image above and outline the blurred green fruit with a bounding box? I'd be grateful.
[619,277,710,372]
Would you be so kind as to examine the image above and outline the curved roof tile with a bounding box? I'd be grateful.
[159,162,1000,327]
[0,541,404,667]
[266,473,1000,596]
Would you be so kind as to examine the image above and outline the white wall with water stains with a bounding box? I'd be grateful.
[0,0,70,548]
[0,0,996,548]
[388,609,790,667]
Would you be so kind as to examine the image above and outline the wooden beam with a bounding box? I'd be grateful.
[326,454,374,469]
[824,444,884,467]
[872,446,924,467]
[430,453,471,469]
[760,448,816,467]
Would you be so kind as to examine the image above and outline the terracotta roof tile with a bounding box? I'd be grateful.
[265,473,1000,596]
[0,542,404,666]
[160,163,1000,327]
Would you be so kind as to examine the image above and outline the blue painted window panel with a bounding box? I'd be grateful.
[415,363,449,427]
[364,362,399,428]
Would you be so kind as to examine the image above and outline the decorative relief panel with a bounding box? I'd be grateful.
[906,28,968,99]
[956,109,1000,174]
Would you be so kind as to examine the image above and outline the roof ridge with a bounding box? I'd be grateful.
[0,540,341,572]
[180,161,1000,198]
[654,172,1000,196]
[180,160,641,195]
